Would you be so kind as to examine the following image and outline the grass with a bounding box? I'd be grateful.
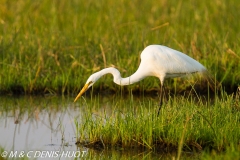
[0,93,239,159]
[75,90,240,158]
[1,0,240,159]
[0,0,239,95]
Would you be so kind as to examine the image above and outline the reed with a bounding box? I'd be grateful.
[0,0,239,94]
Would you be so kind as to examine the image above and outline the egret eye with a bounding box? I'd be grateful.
[88,81,93,85]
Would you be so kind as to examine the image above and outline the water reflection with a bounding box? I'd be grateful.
[0,95,200,159]
[0,95,88,159]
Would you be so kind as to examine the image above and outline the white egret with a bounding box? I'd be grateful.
[74,45,207,116]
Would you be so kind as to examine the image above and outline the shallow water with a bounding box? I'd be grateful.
[0,95,201,159]
[0,96,89,159]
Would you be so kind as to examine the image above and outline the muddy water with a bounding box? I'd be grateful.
[0,95,197,159]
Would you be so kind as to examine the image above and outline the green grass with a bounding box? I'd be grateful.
[75,90,240,158]
[0,0,239,94]
[1,0,240,159]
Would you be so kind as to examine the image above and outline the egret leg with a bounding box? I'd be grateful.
[157,84,164,116]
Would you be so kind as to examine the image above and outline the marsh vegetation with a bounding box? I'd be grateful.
[0,0,239,94]
[1,0,240,159]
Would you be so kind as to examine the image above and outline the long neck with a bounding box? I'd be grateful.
[98,67,146,86]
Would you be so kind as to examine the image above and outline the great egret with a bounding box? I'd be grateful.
[74,45,207,116]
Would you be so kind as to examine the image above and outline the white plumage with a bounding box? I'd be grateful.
[74,45,207,116]
[139,45,206,81]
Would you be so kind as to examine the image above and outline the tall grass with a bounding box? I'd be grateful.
[76,91,240,153]
[0,0,239,94]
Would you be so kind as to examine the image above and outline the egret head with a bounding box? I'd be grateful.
[74,73,100,102]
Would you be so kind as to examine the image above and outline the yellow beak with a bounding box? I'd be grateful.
[74,83,90,102]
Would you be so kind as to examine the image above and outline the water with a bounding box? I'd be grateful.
[0,95,200,159]
[0,95,89,159]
